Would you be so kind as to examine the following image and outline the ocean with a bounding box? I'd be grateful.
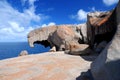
[0,42,50,60]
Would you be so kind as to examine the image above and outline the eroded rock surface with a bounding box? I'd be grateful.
[91,1,120,80]
[65,41,93,55]
[49,46,56,52]
[28,25,57,47]
[87,10,116,48]
[48,25,80,51]
[0,52,92,80]
[28,24,89,55]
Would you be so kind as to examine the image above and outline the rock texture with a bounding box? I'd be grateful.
[28,24,89,55]
[76,23,88,44]
[87,10,116,48]
[28,25,57,47]
[19,50,28,56]
[0,52,93,80]
[48,25,79,51]
[49,46,56,52]
[91,1,120,80]
[66,42,92,55]
[94,41,107,53]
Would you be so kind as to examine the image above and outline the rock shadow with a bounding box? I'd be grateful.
[80,53,99,62]
[76,69,94,80]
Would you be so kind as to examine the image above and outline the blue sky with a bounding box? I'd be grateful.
[0,0,118,42]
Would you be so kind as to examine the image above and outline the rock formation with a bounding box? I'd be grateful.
[91,1,120,80]
[49,46,56,52]
[27,1,120,80]
[76,23,88,44]
[87,10,116,48]
[0,0,119,79]
[19,50,28,56]
[94,41,107,53]
[27,8,117,56]
[28,25,57,47]
[65,41,92,55]
[28,24,89,55]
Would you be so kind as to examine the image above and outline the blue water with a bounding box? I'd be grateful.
[0,42,50,60]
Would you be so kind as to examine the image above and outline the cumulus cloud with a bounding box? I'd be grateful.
[0,25,33,41]
[103,0,118,6]
[70,9,88,21]
[77,9,88,20]
[42,22,56,27]
[9,22,25,32]
[0,0,45,42]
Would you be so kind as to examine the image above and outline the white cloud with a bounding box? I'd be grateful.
[103,0,118,6]
[70,9,88,21]
[0,25,33,42]
[9,22,25,32]
[29,0,37,6]
[48,22,56,26]
[42,22,56,27]
[0,0,45,42]
[77,9,88,20]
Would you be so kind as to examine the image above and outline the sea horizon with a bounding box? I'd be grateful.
[0,42,50,60]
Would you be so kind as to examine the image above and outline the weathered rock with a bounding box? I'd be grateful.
[49,46,56,52]
[94,41,107,53]
[28,25,57,47]
[91,1,120,80]
[65,41,93,55]
[28,25,83,52]
[27,24,90,55]
[19,50,28,56]
[76,23,88,44]
[0,52,92,80]
[48,25,80,50]
[87,10,116,48]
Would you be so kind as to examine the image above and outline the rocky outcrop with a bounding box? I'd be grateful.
[87,10,116,48]
[65,41,93,55]
[27,1,120,79]
[49,46,56,52]
[28,9,116,55]
[28,25,57,47]
[94,41,107,53]
[28,24,89,54]
[91,1,120,80]
[48,25,80,51]
[19,50,28,56]
[76,23,88,44]
[0,52,93,80]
